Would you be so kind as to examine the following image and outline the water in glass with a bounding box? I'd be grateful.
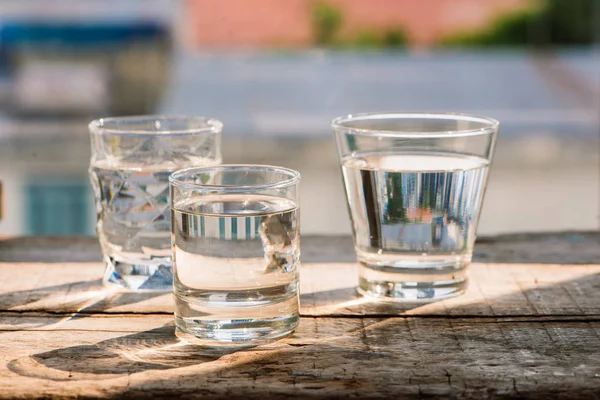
[90,162,176,290]
[342,151,489,300]
[89,116,221,291]
[172,193,300,344]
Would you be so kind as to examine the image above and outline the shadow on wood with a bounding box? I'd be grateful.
[299,286,425,315]
[299,261,600,317]
[7,326,247,381]
[9,313,596,398]
[109,314,600,398]
[5,271,600,397]
[0,280,166,322]
[0,280,101,310]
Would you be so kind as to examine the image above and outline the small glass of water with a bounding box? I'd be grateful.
[169,165,301,344]
[332,112,498,301]
[89,116,222,291]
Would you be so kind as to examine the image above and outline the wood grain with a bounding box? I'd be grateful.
[0,233,599,398]
[1,261,600,318]
[1,315,600,399]
[1,232,599,263]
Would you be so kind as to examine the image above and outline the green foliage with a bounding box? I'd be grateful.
[440,0,599,47]
[543,0,598,45]
[312,2,343,45]
[354,31,384,48]
[383,175,406,223]
[311,1,408,48]
[383,29,408,47]
[440,8,538,47]
[350,28,408,49]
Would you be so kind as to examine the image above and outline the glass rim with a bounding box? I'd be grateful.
[89,115,223,136]
[169,164,301,191]
[331,112,499,138]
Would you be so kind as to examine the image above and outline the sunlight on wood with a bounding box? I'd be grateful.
[300,262,600,316]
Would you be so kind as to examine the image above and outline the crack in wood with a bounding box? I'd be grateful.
[512,377,520,395]
[0,233,599,398]
[6,309,600,322]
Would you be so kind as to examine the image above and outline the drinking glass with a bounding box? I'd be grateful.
[89,115,222,291]
[169,165,301,344]
[332,112,498,301]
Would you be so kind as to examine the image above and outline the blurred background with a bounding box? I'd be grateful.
[0,0,598,236]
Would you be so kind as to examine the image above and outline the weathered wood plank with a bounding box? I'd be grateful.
[1,232,599,263]
[0,315,600,399]
[1,261,600,318]
[0,233,599,399]
[301,262,600,317]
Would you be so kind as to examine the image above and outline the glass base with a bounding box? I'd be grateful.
[173,279,299,345]
[103,257,173,291]
[357,258,469,301]
[175,314,299,346]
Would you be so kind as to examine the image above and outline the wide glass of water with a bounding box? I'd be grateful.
[169,165,301,344]
[89,116,222,291]
[333,113,498,301]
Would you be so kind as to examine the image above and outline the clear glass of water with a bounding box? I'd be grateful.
[332,112,498,301]
[169,165,301,344]
[89,116,222,291]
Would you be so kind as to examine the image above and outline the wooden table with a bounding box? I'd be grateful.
[0,233,599,399]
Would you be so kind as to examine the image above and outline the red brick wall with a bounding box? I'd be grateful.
[185,0,531,48]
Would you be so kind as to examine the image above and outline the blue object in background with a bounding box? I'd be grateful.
[0,20,172,116]
[26,180,91,235]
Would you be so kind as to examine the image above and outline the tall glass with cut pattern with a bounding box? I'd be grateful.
[333,113,498,301]
[170,165,301,344]
[89,116,222,291]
